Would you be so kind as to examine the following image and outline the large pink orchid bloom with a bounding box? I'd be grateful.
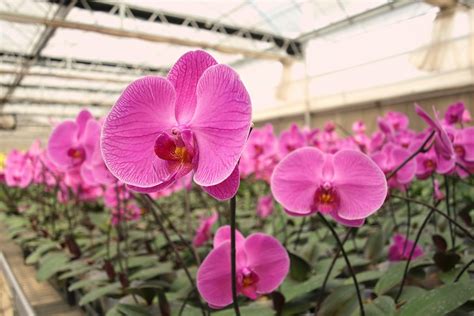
[101,50,252,200]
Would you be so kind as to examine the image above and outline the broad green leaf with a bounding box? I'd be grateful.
[25,241,59,264]
[129,262,174,281]
[398,281,474,316]
[343,270,383,285]
[79,282,122,306]
[288,252,312,281]
[213,302,273,316]
[69,276,108,291]
[351,296,395,316]
[36,252,70,281]
[127,256,157,269]
[318,285,359,316]
[374,260,430,295]
[281,274,343,302]
[59,263,95,280]
[116,304,151,316]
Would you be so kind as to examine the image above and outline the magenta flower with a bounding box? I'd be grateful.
[101,50,251,200]
[388,234,424,261]
[415,104,455,174]
[452,127,474,177]
[271,147,387,227]
[4,150,33,188]
[193,212,218,247]
[278,124,306,157]
[444,101,466,125]
[371,143,416,190]
[256,195,273,218]
[352,120,366,134]
[244,124,277,160]
[47,110,97,173]
[197,226,289,308]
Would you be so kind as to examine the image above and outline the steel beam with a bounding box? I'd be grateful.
[48,0,303,57]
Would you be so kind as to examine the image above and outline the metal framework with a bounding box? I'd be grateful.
[0,51,167,76]
[49,0,303,57]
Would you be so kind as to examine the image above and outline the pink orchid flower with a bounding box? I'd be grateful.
[452,127,474,178]
[197,226,289,308]
[256,195,273,218]
[278,124,306,157]
[444,101,465,125]
[47,110,97,173]
[388,233,424,261]
[101,50,251,201]
[415,104,456,174]
[4,150,33,188]
[271,147,387,227]
[371,143,416,190]
[193,212,218,247]
[352,120,366,134]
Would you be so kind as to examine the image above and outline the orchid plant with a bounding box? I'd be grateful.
[0,51,473,316]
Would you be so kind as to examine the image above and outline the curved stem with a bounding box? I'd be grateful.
[230,196,241,316]
[390,194,473,240]
[314,228,352,314]
[403,189,411,254]
[395,209,434,302]
[142,195,206,316]
[444,175,455,248]
[318,214,365,316]
[454,260,473,282]
[387,130,435,180]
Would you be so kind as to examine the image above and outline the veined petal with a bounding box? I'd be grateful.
[244,233,289,294]
[333,150,387,220]
[191,65,252,187]
[76,109,93,138]
[202,166,240,201]
[167,50,217,125]
[271,147,323,215]
[101,76,177,187]
[197,241,232,308]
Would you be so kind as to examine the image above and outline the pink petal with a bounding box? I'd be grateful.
[81,119,101,162]
[101,76,177,188]
[47,120,79,170]
[213,225,245,249]
[202,166,240,201]
[243,233,289,293]
[197,241,232,308]
[271,147,323,215]
[76,109,93,138]
[392,147,416,184]
[329,212,365,227]
[167,50,217,125]
[191,65,252,187]
[126,176,176,193]
[333,150,387,220]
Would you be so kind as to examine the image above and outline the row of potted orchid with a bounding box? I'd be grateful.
[0,50,473,316]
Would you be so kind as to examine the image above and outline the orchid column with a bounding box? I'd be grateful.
[100,51,252,312]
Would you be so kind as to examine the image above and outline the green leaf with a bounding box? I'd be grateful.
[36,252,70,281]
[79,282,122,306]
[364,227,385,261]
[281,274,342,301]
[69,276,108,291]
[352,296,395,316]
[318,285,358,316]
[213,302,273,316]
[343,270,383,285]
[288,252,311,281]
[116,304,151,316]
[129,262,174,281]
[59,263,94,280]
[127,256,157,269]
[398,281,474,316]
[25,241,59,264]
[374,260,430,295]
